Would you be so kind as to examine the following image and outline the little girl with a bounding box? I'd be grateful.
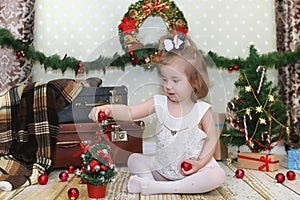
[89,32,226,194]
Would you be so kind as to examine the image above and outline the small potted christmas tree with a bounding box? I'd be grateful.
[76,111,117,198]
[221,49,289,171]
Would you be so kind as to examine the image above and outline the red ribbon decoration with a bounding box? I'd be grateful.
[238,154,279,171]
[73,143,90,157]
[142,0,169,17]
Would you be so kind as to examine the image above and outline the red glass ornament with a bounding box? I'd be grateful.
[228,66,233,72]
[16,51,21,57]
[235,169,245,179]
[286,170,296,180]
[129,51,134,56]
[181,161,192,171]
[67,165,75,174]
[275,173,285,183]
[233,65,239,70]
[77,67,84,74]
[38,174,48,185]
[89,160,99,169]
[68,187,79,200]
[97,111,107,122]
[59,171,69,182]
[77,61,83,67]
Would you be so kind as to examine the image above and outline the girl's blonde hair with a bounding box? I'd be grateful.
[158,33,210,101]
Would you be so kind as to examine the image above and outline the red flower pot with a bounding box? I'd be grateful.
[87,184,106,198]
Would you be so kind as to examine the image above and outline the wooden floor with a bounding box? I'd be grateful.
[0,155,299,200]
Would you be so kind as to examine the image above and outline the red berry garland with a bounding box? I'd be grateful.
[77,61,84,74]
[16,50,26,58]
[228,65,239,72]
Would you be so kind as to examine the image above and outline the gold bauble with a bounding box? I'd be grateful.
[175,19,185,27]
[150,54,160,63]
[124,35,134,45]
[144,57,150,63]
[129,9,138,19]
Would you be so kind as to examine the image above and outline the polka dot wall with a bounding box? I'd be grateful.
[33,0,277,139]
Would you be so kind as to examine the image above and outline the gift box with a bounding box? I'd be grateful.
[213,113,228,161]
[287,149,300,170]
[237,152,279,171]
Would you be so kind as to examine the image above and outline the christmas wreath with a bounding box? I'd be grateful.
[117,0,188,65]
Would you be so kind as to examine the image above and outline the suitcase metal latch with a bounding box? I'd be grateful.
[111,125,128,142]
[109,90,123,104]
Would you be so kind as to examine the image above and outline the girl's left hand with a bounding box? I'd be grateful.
[180,159,203,176]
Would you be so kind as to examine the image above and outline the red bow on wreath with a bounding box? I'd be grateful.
[142,0,169,17]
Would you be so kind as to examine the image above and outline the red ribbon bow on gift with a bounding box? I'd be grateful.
[238,154,279,172]
[258,154,272,171]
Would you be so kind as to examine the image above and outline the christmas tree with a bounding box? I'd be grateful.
[221,49,289,153]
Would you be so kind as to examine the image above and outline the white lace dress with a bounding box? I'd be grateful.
[153,95,219,180]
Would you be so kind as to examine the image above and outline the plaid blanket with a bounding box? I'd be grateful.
[0,79,82,190]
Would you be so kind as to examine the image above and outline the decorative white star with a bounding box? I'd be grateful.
[245,85,252,92]
[259,117,266,125]
[255,106,263,113]
[268,94,275,102]
[246,108,251,116]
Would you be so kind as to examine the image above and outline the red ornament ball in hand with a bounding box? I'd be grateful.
[98,111,107,122]
[181,161,192,171]
[59,171,69,182]
[235,169,245,179]
[286,170,296,180]
[68,187,80,200]
[38,174,48,185]
[67,165,75,174]
[275,173,285,183]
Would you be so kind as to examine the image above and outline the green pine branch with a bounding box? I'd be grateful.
[2,28,300,74]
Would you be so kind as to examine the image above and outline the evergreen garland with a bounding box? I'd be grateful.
[208,45,300,71]
[2,27,300,74]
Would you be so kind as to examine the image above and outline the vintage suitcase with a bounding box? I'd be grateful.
[54,120,144,168]
[58,86,128,123]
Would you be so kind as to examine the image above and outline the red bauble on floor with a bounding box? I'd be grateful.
[67,165,75,174]
[286,170,296,180]
[275,173,285,183]
[59,171,69,182]
[235,169,245,179]
[38,174,48,185]
[68,187,79,200]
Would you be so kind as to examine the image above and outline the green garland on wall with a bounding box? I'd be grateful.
[1,28,300,75]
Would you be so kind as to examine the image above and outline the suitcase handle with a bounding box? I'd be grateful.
[57,141,82,149]
[75,101,106,108]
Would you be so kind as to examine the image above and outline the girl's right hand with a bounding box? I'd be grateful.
[88,105,110,122]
